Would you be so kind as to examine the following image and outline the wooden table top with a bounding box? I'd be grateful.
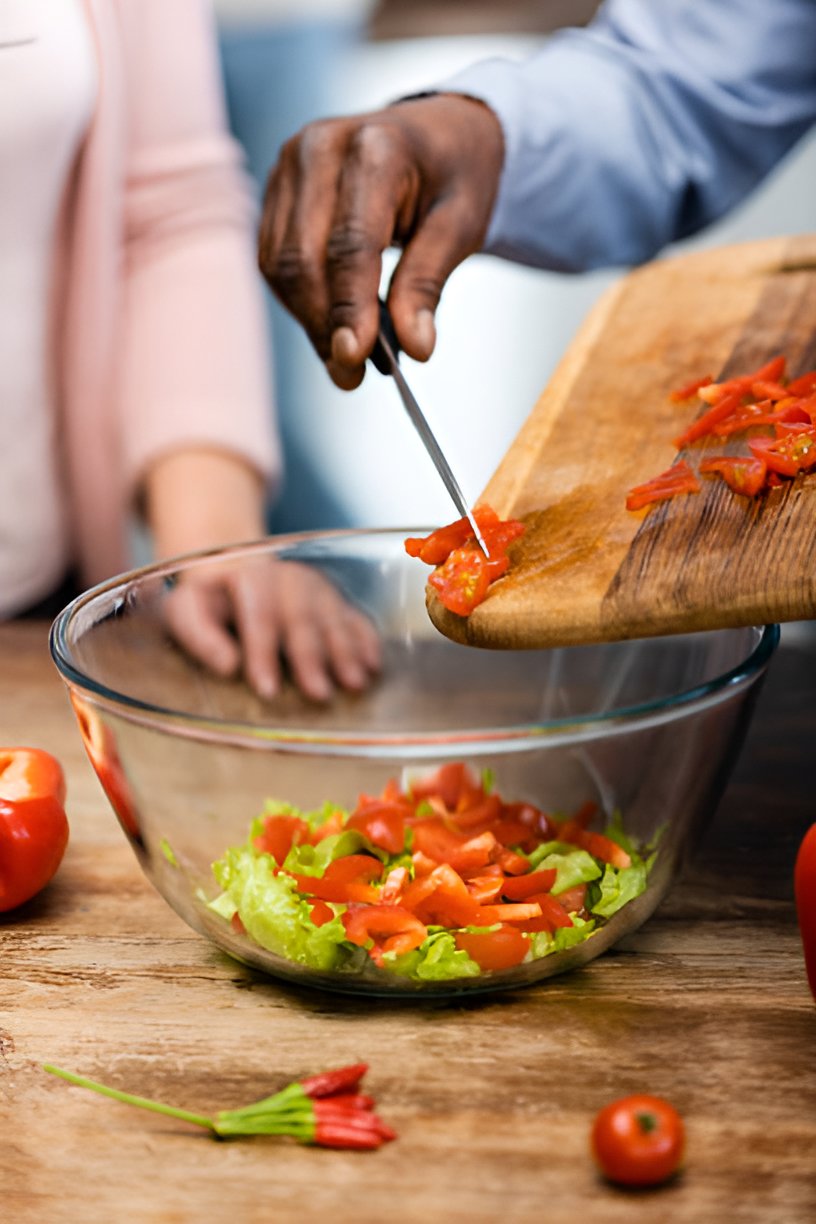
[1,619,814,1224]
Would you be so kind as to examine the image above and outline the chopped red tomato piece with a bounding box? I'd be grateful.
[749,430,816,477]
[475,901,543,926]
[428,547,490,617]
[254,814,311,863]
[406,504,526,618]
[668,374,714,403]
[501,869,558,900]
[625,461,700,512]
[673,391,744,447]
[786,371,816,397]
[347,801,408,855]
[342,904,428,966]
[699,455,768,497]
[309,899,335,927]
[455,926,531,971]
[558,821,632,869]
[517,893,575,933]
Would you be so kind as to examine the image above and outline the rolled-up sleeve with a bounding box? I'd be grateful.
[438,0,816,271]
[115,0,281,500]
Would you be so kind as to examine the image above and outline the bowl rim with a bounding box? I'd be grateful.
[49,528,780,751]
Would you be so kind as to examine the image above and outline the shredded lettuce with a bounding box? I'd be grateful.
[590,860,649,918]
[383,930,481,981]
[533,848,602,894]
[210,847,349,971]
[531,915,597,959]
[282,830,369,877]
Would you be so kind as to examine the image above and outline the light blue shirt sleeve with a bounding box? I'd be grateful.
[437,0,816,271]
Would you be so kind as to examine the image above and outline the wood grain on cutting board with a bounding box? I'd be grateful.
[429,234,816,648]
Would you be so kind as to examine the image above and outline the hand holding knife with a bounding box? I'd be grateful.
[370,301,489,558]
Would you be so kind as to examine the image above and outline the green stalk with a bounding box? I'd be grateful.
[43,1065,215,1132]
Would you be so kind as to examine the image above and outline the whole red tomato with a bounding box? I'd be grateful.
[591,1094,685,1187]
[0,747,69,912]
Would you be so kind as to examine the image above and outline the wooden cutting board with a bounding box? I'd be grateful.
[429,233,816,648]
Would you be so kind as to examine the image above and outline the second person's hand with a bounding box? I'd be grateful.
[258,94,505,390]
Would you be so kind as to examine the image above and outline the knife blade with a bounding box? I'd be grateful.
[370,301,489,557]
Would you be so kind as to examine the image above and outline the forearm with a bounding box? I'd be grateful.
[144,448,267,561]
[439,0,816,271]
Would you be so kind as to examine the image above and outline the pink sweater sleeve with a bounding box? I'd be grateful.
[114,0,281,500]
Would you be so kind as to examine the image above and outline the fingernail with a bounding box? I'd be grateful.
[256,674,278,700]
[413,309,436,357]
[331,326,360,364]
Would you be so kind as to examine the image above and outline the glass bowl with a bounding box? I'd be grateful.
[50,530,778,997]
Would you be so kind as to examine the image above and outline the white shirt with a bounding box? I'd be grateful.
[0,0,96,616]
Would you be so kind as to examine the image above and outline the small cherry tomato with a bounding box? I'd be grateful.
[0,747,69,912]
[591,1094,685,1187]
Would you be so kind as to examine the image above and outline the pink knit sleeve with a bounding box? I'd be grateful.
[115,0,281,500]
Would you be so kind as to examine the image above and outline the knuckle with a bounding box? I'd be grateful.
[346,121,402,173]
[325,223,378,271]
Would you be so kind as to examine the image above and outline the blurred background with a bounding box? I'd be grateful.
[214,0,816,536]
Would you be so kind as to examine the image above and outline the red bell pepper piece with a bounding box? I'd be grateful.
[0,747,69,912]
[794,824,816,1003]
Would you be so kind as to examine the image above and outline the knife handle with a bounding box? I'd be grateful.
[370,298,401,376]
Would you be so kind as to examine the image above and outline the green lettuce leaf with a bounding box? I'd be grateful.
[210,847,348,970]
[281,830,369,876]
[530,915,597,959]
[589,860,649,918]
[383,930,481,981]
[533,848,602,894]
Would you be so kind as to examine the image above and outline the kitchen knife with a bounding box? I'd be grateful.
[370,301,489,557]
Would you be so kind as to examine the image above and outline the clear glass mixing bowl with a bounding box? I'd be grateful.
[50,530,778,996]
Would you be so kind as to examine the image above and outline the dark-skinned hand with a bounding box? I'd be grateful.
[258,94,504,389]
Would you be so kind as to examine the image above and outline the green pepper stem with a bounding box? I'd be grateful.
[43,1064,215,1132]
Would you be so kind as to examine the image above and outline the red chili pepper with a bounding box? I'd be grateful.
[299,1063,369,1099]
[794,824,816,1003]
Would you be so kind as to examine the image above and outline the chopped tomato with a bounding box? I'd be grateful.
[380,866,409,903]
[450,793,503,830]
[475,901,543,926]
[293,873,380,904]
[554,884,588,914]
[428,547,490,617]
[466,875,506,904]
[699,455,768,497]
[455,926,531,970]
[342,905,428,965]
[309,899,335,927]
[517,893,575,933]
[625,460,700,512]
[673,391,745,447]
[501,869,558,900]
[668,374,714,403]
[409,762,479,810]
[406,504,526,618]
[254,814,311,864]
[402,863,481,927]
[324,855,384,885]
[559,821,632,869]
[748,430,816,477]
[347,801,407,855]
[786,370,816,397]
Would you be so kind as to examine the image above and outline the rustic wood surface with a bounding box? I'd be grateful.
[1,619,814,1223]
[430,234,816,649]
